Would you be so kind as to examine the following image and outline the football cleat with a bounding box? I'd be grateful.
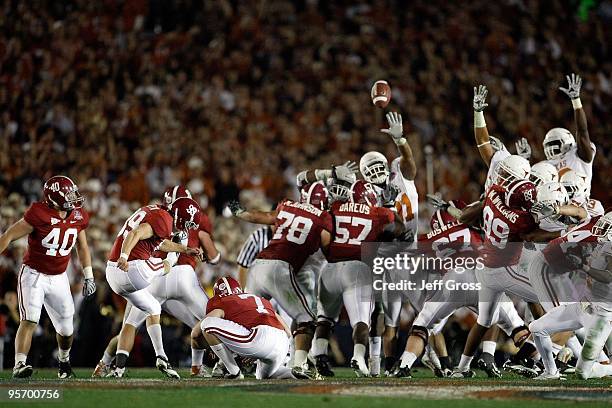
[351,358,370,378]
[156,356,180,379]
[477,353,502,378]
[534,371,565,380]
[106,367,126,378]
[58,361,75,379]
[502,359,539,378]
[315,355,335,377]
[291,364,323,380]
[92,360,111,378]
[450,368,476,378]
[224,371,244,380]
[191,365,212,378]
[391,366,412,378]
[211,361,228,378]
[369,357,381,377]
[422,352,446,378]
[12,361,33,379]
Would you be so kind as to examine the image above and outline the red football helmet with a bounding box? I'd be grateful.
[300,181,329,210]
[213,276,243,297]
[504,180,537,211]
[349,180,378,206]
[170,197,201,231]
[163,185,192,209]
[430,199,467,230]
[43,176,84,211]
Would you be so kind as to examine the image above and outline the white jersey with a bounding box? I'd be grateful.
[484,149,510,191]
[587,242,612,313]
[389,157,419,238]
[574,197,605,219]
[546,143,596,194]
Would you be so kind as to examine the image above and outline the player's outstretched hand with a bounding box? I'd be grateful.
[83,277,96,297]
[228,200,246,216]
[531,202,559,221]
[338,160,359,174]
[473,85,489,112]
[515,137,532,160]
[559,73,582,100]
[380,112,403,143]
[427,193,450,211]
[489,136,507,152]
[333,162,357,181]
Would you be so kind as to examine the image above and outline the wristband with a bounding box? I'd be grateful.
[477,141,491,148]
[571,98,582,110]
[395,137,407,146]
[83,266,93,279]
[208,252,221,265]
[119,253,129,261]
[314,169,332,181]
[474,111,486,128]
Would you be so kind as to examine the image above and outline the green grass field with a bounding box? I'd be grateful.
[0,367,610,408]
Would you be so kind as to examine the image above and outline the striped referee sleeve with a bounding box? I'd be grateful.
[236,227,270,268]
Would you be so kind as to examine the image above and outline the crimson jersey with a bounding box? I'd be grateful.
[327,201,395,263]
[257,200,332,271]
[177,214,213,268]
[542,216,600,274]
[480,185,537,268]
[206,293,284,331]
[22,202,89,275]
[418,221,483,260]
[109,205,173,262]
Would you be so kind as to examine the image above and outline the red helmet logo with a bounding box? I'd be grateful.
[43,176,84,211]
[349,180,378,206]
[213,276,243,297]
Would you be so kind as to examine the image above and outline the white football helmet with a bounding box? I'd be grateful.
[327,172,357,202]
[591,212,612,243]
[543,128,576,160]
[536,182,569,221]
[559,170,588,201]
[529,162,558,186]
[360,151,389,185]
[496,155,531,188]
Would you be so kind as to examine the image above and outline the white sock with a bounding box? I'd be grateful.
[353,343,366,361]
[589,361,612,378]
[598,350,609,363]
[102,351,113,365]
[369,336,381,358]
[294,350,308,367]
[312,338,329,357]
[482,341,496,355]
[399,351,417,369]
[192,348,204,367]
[146,324,167,359]
[551,341,562,356]
[210,344,240,375]
[58,348,70,363]
[15,353,27,365]
[533,334,557,374]
[566,336,582,358]
[457,354,473,371]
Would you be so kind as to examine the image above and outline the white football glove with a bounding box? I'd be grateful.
[559,73,582,100]
[338,160,359,174]
[489,136,507,152]
[531,202,559,221]
[473,85,489,112]
[427,194,449,211]
[515,137,532,160]
[380,183,399,207]
[332,161,358,182]
[381,112,404,145]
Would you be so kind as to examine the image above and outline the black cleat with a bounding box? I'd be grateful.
[502,358,539,378]
[12,362,33,379]
[315,355,335,377]
[224,371,244,379]
[58,361,75,379]
[450,368,476,378]
[392,366,412,378]
[477,353,501,378]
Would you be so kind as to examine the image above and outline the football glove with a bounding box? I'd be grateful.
[559,73,582,100]
[83,278,96,297]
[332,163,357,183]
[489,136,507,152]
[381,112,404,144]
[473,85,489,112]
[515,137,532,160]
[427,193,449,211]
[531,202,559,221]
[228,200,246,216]
[380,183,400,207]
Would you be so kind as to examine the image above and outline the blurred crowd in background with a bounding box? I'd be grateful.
[0,0,610,369]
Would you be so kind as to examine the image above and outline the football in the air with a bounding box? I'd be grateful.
[371,80,391,108]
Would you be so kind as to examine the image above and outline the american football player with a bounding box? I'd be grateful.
[229,181,332,379]
[359,111,419,376]
[0,176,94,379]
[529,162,559,187]
[105,197,203,378]
[560,170,604,218]
[196,277,294,379]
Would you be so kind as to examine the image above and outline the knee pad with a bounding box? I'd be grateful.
[294,321,315,337]
[512,325,531,347]
[55,317,74,337]
[409,325,429,345]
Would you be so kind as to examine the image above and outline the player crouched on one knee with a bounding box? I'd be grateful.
[193,277,297,380]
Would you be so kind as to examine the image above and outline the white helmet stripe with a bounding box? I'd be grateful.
[222,277,230,295]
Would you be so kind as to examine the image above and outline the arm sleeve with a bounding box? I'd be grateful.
[147,211,173,239]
